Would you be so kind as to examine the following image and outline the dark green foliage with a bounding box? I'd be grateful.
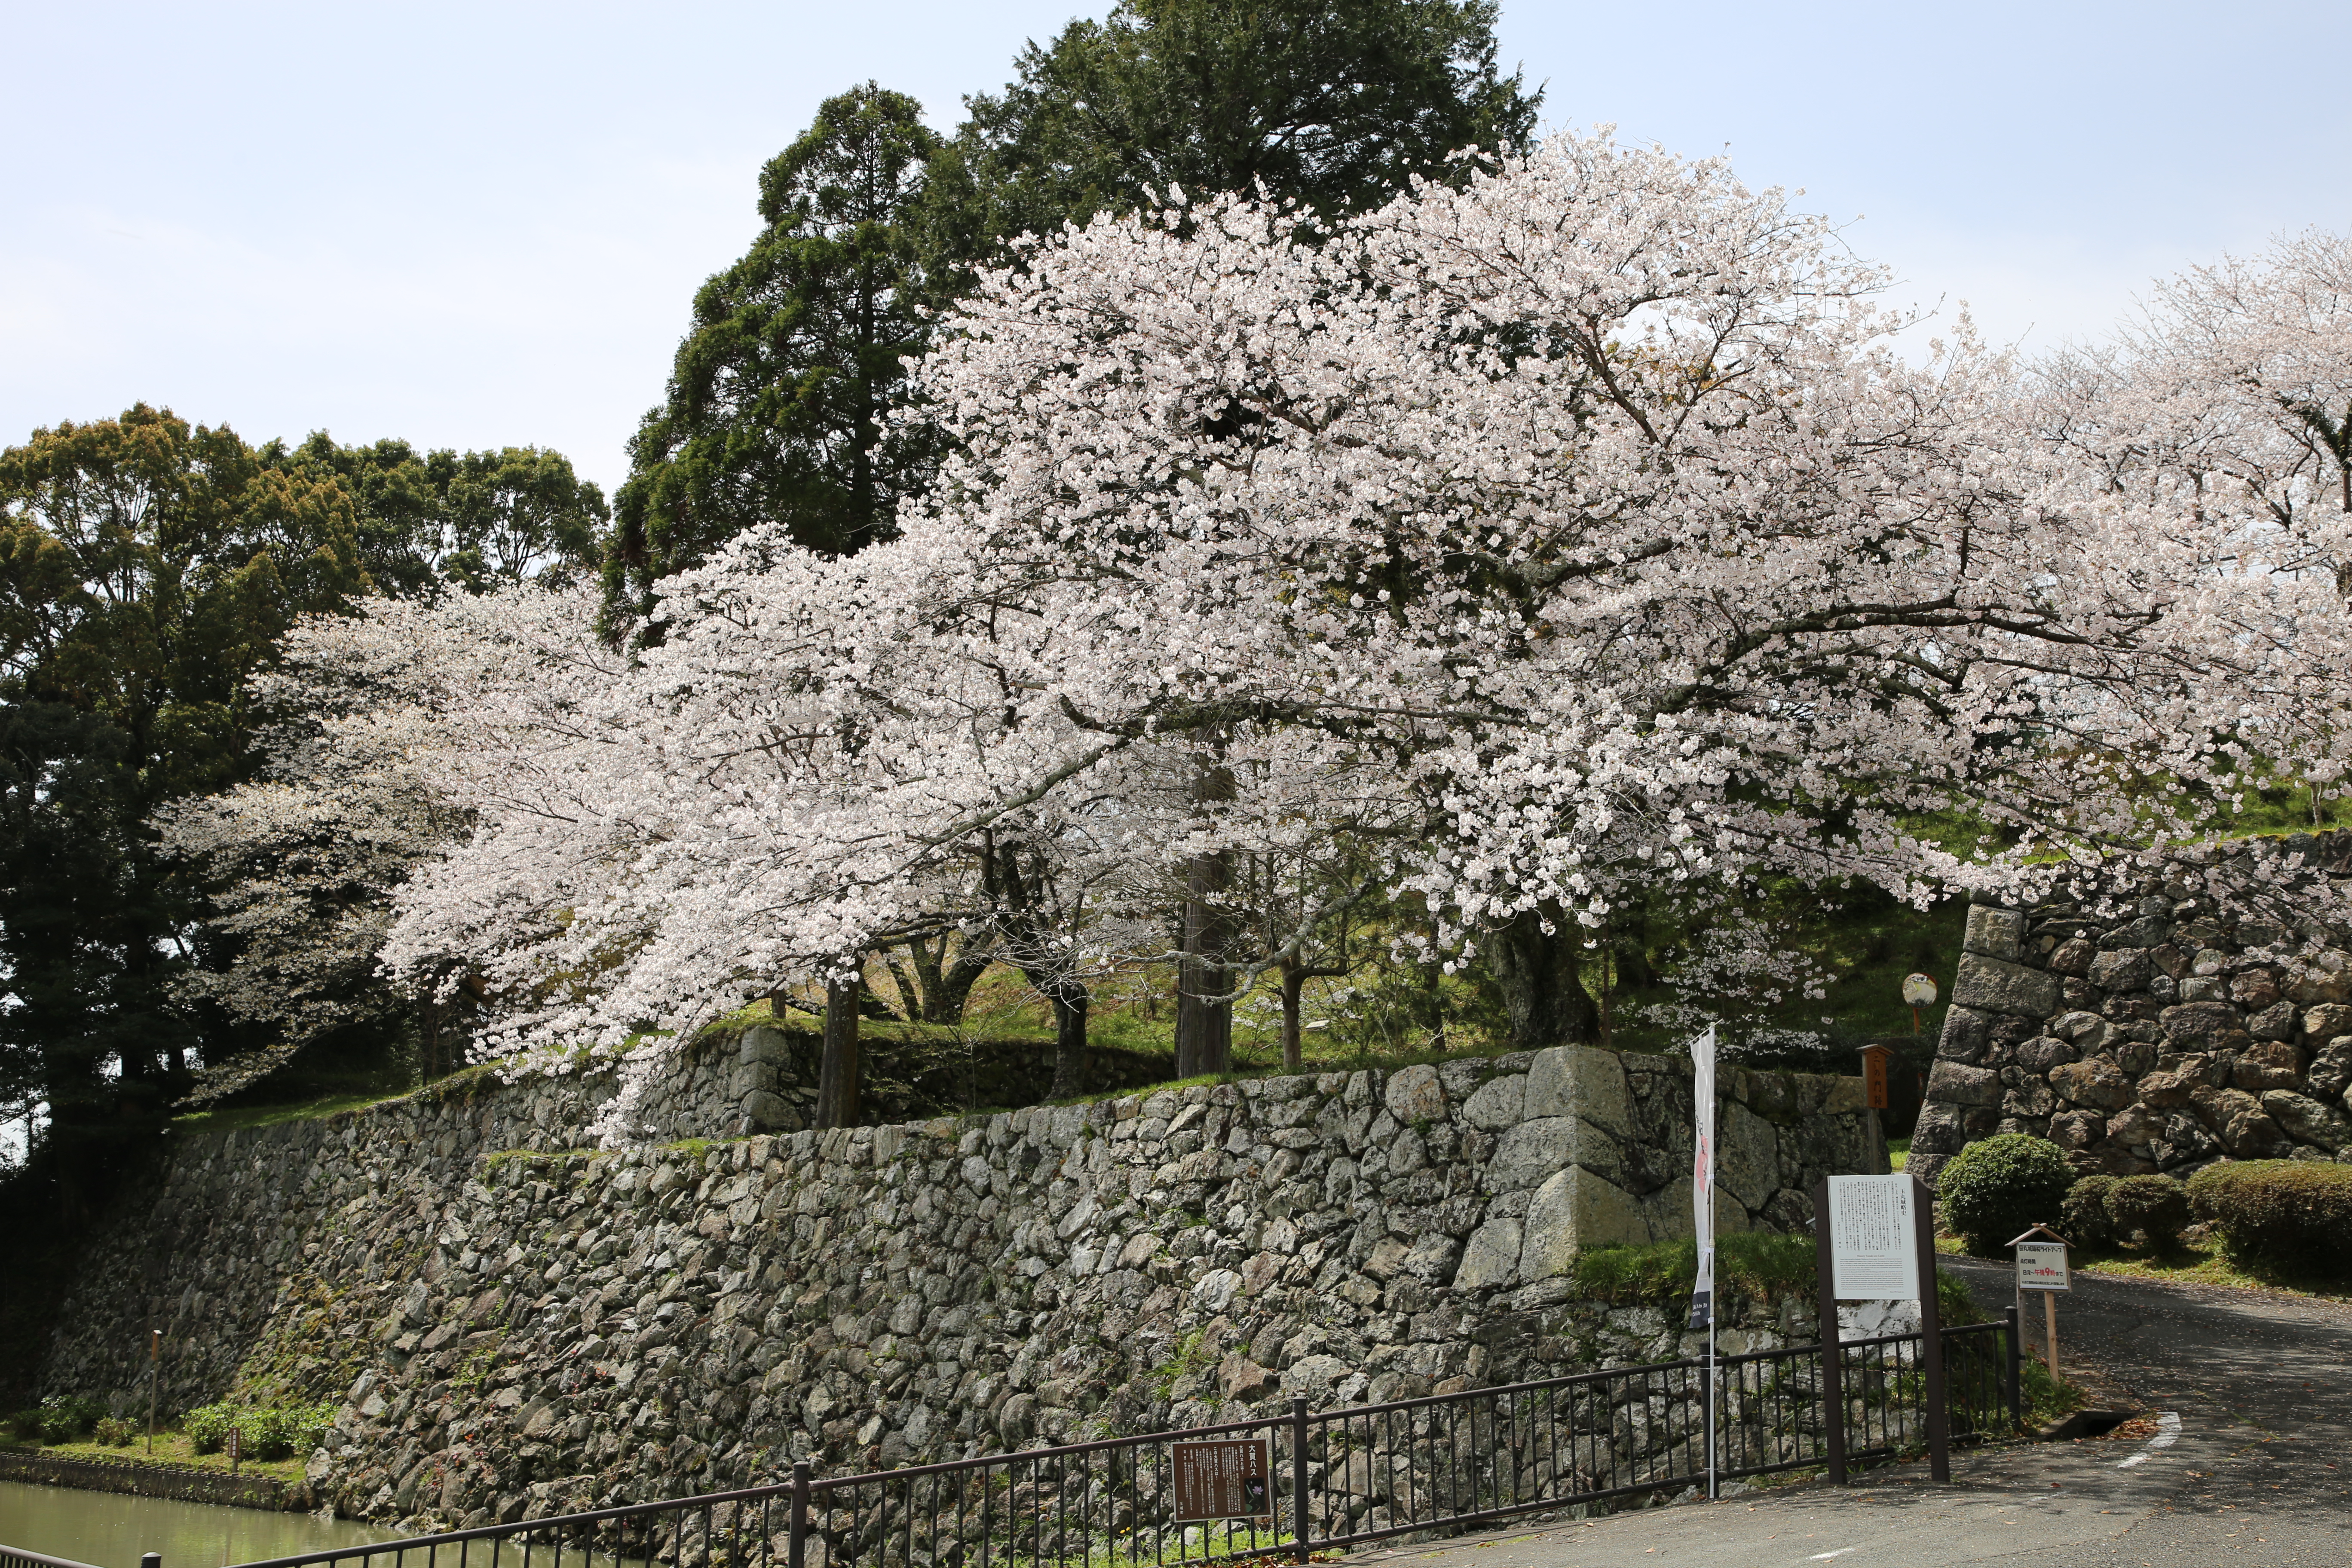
[2104,1174,2192,1250]
[606,84,948,637]
[2060,1174,2119,1250]
[2187,1159,2352,1277]
[262,434,606,598]
[92,1415,136,1446]
[1570,1234,1978,1326]
[183,1400,334,1461]
[930,0,1541,272]
[1938,1134,2077,1257]
[0,406,372,1220]
[34,1393,104,1443]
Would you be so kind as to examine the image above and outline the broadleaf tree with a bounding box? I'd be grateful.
[0,405,369,1213]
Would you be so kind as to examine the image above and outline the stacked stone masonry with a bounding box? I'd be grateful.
[1909,832,2352,1188]
[46,1047,1880,1531]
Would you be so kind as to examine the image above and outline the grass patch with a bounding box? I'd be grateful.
[2072,1239,2352,1301]
[1888,1137,1909,1173]
[169,1090,405,1133]
[1574,1234,1981,1324]
[12,1430,309,1483]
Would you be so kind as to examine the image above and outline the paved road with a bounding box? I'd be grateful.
[1354,1260,2352,1567]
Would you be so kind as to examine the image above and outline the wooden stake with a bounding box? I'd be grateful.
[147,1326,159,1456]
[2044,1290,2060,1387]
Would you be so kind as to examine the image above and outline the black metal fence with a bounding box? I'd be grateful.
[0,1547,110,1568]
[199,1313,2019,1568]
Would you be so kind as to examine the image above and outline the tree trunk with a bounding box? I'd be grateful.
[1487,903,1601,1053]
[932,931,994,1023]
[1280,962,1307,1074]
[1048,987,1088,1101]
[1175,846,1234,1078]
[815,966,861,1129]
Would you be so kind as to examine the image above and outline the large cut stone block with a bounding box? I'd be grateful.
[1516,1166,1651,1280]
[1963,905,2024,962]
[1718,1100,1779,1214]
[1520,1046,1634,1135]
[1452,1217,1524,1292]
[1925,1059,2001,1107]
[1951,953,2062,1019]
[1488,1115,1617,1190]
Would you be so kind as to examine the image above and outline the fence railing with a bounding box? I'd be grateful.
[0,1547,113,1568]
[212,1313,2020,1568]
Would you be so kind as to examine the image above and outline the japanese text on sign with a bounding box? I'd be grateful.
[1172,1437,1272,1522]
[1827,1175,1920,1301]
[2015,1241,2070,1292]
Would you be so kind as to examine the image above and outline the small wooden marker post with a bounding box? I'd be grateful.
[1858,1044,1894,1174]
[146,1327,160,1456]
[2010,1224,2071,1386]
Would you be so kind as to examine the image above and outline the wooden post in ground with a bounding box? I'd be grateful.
[1812,1177,1847,1485]
[2044,1291,2060,1387]
[144,1326,159,1457]
[1912,1174,1951,1482]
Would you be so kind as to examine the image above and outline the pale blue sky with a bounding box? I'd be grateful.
[4,1,2348,496]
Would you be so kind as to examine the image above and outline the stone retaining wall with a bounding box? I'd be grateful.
[45,1048,1880,1533]
[0,1446,295,1510]
[1910,835,2352,1188]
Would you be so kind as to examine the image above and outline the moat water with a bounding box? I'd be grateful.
[0,1479,395,1567]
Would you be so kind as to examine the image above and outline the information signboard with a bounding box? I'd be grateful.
[1172,1437,1272,1522]
[1826,1175,1921,1301]
[2015,1240,2070,1291]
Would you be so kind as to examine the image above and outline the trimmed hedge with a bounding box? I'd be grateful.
[2105,1174,2192,1250]
[1939,1134,2076,1256]
[2060,1175,2118,1249]
[2186,1159,2352,1277]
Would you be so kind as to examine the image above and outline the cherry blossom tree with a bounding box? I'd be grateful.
[299,134,2352,1138]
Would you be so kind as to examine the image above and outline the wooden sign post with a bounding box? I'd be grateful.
[2010,1225,2071,1386]
[1858,1044,1894,1174]
[147,1327,160,1456]
[227,1422,242,1475]
[1812,1173,1949,1484]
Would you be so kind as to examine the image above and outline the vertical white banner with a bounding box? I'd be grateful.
[1687,1023,1716,1329]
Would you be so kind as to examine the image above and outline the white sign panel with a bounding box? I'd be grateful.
[2015,1241,2070,1292]
[1827,1175,1920,1301]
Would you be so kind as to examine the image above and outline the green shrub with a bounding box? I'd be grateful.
[2060,1175,2119,1249]
[184,1401,334,1461]
[2187,1159,2352,1277]
[183,1402,234,1454]
[35,1395,103,1443]
[3,1409,42,1443]
[2105,1174,2192,1250]
[92,1416,137,1446]
[1938,1134,2077,1257]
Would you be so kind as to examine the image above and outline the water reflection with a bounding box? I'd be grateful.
[0,1479,397,1568]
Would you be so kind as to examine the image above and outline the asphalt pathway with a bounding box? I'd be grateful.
[1352,1259,2352,1567]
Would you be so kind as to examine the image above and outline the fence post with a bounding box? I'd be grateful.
[1911,1174,1950,1483]
[1290,1396,1312,1564]
[2002,1305,2023,1433]
[789,1459,811,1568]
[141,1555,162,1568]
[1812,1177,1846,1485]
